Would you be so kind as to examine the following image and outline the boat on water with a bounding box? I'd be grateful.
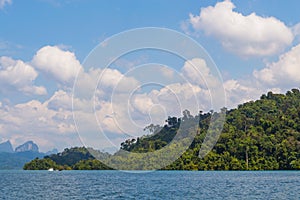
[48,168,54,171]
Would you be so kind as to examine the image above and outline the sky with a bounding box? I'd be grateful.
[1,0,300,152]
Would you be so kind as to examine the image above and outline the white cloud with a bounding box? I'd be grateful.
[0,56,47,95]
[188,0,293,57]
[159,66,174,79]
[2,45,275,152]
[254,44,300,87]
[0,48,273,152]
[99,68,140,92]
[92,81,209,140]
[0,46,144,151]
[132,94,154,115]
[292,23,300,37]
[0,0,11,9]
[83,57,226,141]
[181,58,220,88]
[95,101,125,134]
[292,23,300,43]
[0,43,264,153]
[113,56,148,70]
[73,67,140,102]
[223,79,263,107]
[14,99,75,135]
[32,45,82,85]
[46,90,73,111]
[0,94,80,151]
[222,76,287,109]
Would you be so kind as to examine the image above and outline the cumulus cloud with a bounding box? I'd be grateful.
[46,90,74,111]
[72,58,218,142]
[1,44,271,152]
[0,56,47,95]
[181,58,220,88]
[159,66,174,79]
[132,94,155,115]
[0,97,79,151]
[292,23,300,37]
[253,44,300,88]
[32,46,82,85]
[99,68,140,92]
[223,79,262,107]
[0,48,272,152]
[155,83,208,113]
[0,0,11,9]
[188,0,293,57]
[92,81,209,140]
[73,67,140,102]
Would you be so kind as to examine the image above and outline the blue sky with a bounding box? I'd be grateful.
[1,0,300,152]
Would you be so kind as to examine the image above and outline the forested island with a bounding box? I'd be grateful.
[23,147,111,170]
[24,89,300,170]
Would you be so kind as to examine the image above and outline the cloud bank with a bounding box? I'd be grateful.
[187,0,293,57]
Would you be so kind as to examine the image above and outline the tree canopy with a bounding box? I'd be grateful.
[24,89,300,170]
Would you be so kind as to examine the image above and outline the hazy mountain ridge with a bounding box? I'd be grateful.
[0,141,13,153]
[0,141,57,169]
[15,141,39,152]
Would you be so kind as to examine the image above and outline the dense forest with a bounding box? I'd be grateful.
[23,147,111,170]
[24,89,300,170]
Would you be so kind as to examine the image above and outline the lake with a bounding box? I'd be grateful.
[0,170,299,199]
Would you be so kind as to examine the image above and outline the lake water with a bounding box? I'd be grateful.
[0,170,299,199]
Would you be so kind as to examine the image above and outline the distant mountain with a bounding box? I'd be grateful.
[15,141,39,152]
[45,148,58,155]
[0,140,60,169]
[0,140,13,153]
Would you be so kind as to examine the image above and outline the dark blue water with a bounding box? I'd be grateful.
[0,170,299,200]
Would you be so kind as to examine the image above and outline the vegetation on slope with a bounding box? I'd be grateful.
[23,147,111,170]
[24,89,300,170]
[116,89,300,170]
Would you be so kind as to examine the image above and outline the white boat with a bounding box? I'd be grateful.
[48,168,54,171]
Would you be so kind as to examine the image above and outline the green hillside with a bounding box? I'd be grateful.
[24,89,300,170]
[111,89,300,170]
[23,147,111,170]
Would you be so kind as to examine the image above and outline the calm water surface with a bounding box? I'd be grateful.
[0,170,299,199]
